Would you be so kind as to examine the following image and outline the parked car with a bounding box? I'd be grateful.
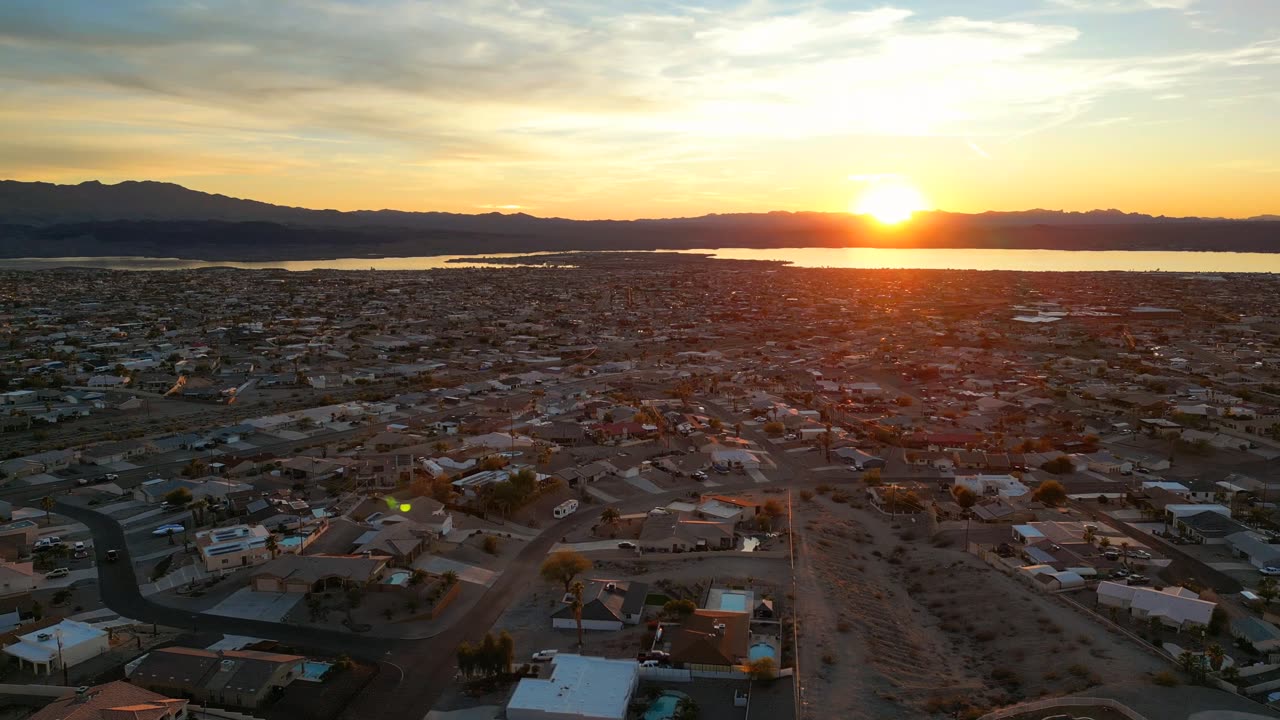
[783,433,798,440]
[531,650,558,662]
[73,541,86,552]
[640,660,664,668]
[1126,549,1152,560]
[45,568,70,579]
[617,541,637,550]
[74,550,89,559]
[1260,567,1280,576]
[106,549,119,562]
[1126,575,1150,586]
[691,471,708,482]
[1112,569,1130,579]
[753,416,767,423]
[152,524,185,536]
[33,537,62,550]
[1103,550,1120,561]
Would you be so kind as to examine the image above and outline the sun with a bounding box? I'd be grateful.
[853,182,927,225]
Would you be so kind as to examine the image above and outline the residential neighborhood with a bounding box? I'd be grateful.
[1,260,1280,719]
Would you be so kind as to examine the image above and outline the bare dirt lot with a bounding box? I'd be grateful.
[791,491,1166,720]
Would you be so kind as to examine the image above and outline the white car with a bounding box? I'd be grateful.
[1126,550,1153,560]
[753,416,768,423]
[784,433,798,440]
[73,541,86,552]
[45,568,70,579]
[531,649,558,662]
[34,537,62,550]
[1260,567,1280,576]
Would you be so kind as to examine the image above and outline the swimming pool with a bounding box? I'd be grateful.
[280,536,302,550]
[643,694,681,720]
[718,592,747,612]
[384,571,411,586]
[298,661,333,682]
[749,642,776,662]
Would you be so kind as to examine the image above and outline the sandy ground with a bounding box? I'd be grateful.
[791,492,1166,720]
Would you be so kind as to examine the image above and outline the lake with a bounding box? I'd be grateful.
[1,247,1279,272]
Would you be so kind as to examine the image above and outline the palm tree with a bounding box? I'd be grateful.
[600,507,621,526]
[266,534,279,559]
[441,570,459,587]
[39,496,55,526]
[1206,642,1225,671]
[818,424,834,462]
[570,580,585,647]
[951,485,977,548]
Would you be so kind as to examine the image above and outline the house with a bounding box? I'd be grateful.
[506,654,638,720]
[250,554,386,593]
[195,524,272,574]
[1226,532,1280,569]
[130,646,304,709]
[1232,617,1280,653]
[638,512,734,553]
[1169,507,1249,544]
[80,440,148,466]
[709,449,760,470]
[0,561,36,598]
[29,680,188,720]
[353,523,430,566]
[3,620,109,675]
[954,474,1030,499]
[551,580,649,631]
[356,495,453,538]
[695,496,758,524]
[669,609,750,671]
[1095,581,1215,630]
[133,478,199,504]
[0,449,76,479]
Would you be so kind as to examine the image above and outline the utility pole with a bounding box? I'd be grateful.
[55,630,68,685]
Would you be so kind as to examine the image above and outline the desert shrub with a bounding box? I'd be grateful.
[1153,671,1179,686]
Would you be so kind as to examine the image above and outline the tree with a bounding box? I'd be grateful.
[1206,643,1225,671]
[600,506,621,526]
[1221,664,1241,684]
[952,485,978,547]
[345,586,364,622]
[746,656,776,681]
[441,570,459,587]
[863,467,882,487]
[266,534,279,559]
[818,425,834,462]
[1040,456,1075,475]
[482,535,500,555]
[409,569,428,586]
[895,395,913,407]
[497,630,515,674]
[163,488,193,508]
[1032,480,1067,506]
[663,598,697,618]
[570,580,585,647]
[540,551,591,592]
[39,496,55,526]
[762,421,785,435]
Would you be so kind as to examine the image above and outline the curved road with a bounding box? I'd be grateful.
[58,464,785,718]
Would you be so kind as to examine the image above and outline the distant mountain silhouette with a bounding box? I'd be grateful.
[0,180,1276,260]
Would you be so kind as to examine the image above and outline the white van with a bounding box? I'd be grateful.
[553,499,579,519]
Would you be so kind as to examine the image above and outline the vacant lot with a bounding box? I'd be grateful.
[791,492,1165,720]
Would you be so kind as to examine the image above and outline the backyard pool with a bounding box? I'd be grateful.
[280,536,303,550]
[717,592,748,612]
[643,693,683,720]
[298,661,333,682]
[383,571,411,586]
[748,642,777,662]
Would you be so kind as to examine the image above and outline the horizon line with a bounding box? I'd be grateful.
[4,178,1278,223]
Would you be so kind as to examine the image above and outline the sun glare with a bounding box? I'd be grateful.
[854,182,927,225]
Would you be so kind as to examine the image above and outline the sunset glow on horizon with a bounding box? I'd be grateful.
[0,1,1277,219]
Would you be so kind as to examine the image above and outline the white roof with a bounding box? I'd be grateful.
[3,620,106,663]
[507,654,637,720]
[1097,581,1139,604]
[1165,504,1231,519]
[1013,524,1046,539]
[1141,481,1190,493]
[1131,587,1215,626]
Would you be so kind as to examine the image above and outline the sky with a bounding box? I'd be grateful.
[1,0,1278,219]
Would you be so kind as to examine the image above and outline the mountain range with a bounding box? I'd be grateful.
[1,180,1277,261]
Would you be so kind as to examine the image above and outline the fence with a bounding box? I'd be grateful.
[639,666,692,682]
[978,696,1149,720]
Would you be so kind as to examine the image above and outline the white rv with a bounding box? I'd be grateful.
[553,499,579,519]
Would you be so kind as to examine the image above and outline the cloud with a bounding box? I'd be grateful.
[1046,0,1197,12]
[966,140,991,158]
[0,0,1276,194]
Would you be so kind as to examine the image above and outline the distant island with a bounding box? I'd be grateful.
[1,179,1277,261]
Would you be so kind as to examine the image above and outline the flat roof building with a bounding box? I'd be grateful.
[506,654,638,720]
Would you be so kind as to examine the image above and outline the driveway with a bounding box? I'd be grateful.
[208,587,303,622]
[623,475,664,494]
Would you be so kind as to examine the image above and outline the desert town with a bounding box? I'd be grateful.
[1,255,1280,719]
